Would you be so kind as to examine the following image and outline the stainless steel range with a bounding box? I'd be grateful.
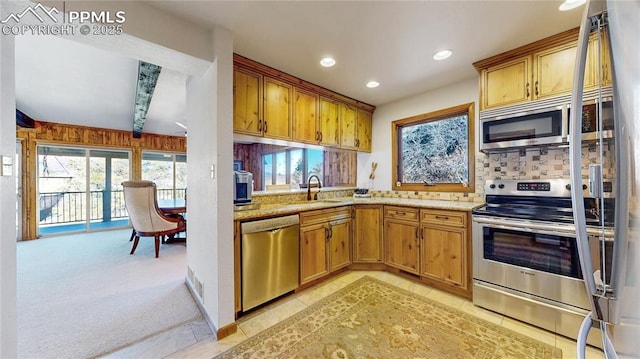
[472,178,613,343]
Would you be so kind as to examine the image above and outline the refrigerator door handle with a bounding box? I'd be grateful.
[569,0,599,308]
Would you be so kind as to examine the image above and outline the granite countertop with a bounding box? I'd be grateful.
[234,196,484,221]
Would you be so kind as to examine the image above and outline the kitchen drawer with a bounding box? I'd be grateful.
[300,207,351,226]
[384,206,419,221]
[420,209,466,227]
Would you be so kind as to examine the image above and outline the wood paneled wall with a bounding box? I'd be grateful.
[16,121,186,240]
[323,150,357,187]
[233,143,357,191]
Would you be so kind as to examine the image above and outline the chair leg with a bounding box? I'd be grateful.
[129,229,135,242]
[130,236,140,255]
[154,235,160,258]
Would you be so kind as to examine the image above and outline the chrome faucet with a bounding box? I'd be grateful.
[307,174,322,201]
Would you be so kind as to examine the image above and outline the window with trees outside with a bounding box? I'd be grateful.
[263,148,323,188]
[141,152,187,200]
[392,103,475,192]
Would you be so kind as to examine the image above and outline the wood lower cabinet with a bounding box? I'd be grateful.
[420,226,466,287]
[300,207,352,285]
[353,205,383,263]
[300,222,330,284]
[383,206,420,274]
[328,219,352,271]
[419,209,469,294]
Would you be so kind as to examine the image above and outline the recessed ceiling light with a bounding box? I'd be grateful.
[559,0,586,11]
[366,81,379,88]
[433,50,453,61]
[320,57,336,67]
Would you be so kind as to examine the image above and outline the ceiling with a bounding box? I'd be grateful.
[15,1,584,136]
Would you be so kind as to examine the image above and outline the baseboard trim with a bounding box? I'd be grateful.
[184,276,237,340]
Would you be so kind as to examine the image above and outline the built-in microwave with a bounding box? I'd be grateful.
[568,97,614,142]
[480,105,567,152]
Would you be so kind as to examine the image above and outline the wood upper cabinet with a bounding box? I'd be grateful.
[292,88,319,144]
[263,77,292,139]
[587,29,612,88]
[339,103,358,149]
[318,97,341,147]
[481,55,532,109]
[419,209,468,290]
[233,55,375,150]
[533,41,579,100]
[353,205,383,263]
[300,207,352,285]
[476,28,613,111]
[339,104,372,152]
[356,110,372,152]
[383,206,420,274]
[233,68,262,136]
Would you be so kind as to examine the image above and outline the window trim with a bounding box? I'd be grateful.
[391,102,475,193]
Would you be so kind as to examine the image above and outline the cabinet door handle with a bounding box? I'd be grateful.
[258,120,262,131]
[526,82,530,98]
[534,80,539,97]
[315,131,319,141]
[415,227,418,239]
[435,215,450,220]
[328,223,333,239]
[264,121,268,133]
[319,132,323,142]
[325,227,329,241]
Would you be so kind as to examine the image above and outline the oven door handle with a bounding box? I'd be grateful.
[473,216,577,238]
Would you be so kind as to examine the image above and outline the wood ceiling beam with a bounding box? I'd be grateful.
[132,61,162,138]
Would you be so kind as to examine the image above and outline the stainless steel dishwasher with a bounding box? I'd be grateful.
[241,215,299,311]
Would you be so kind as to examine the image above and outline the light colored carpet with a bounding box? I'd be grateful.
[17,229,202,359]
[214,276,562,358]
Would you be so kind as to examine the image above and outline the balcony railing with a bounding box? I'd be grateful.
[39,188,186,225]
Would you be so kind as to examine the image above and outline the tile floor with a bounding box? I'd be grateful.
[101,271,605,359]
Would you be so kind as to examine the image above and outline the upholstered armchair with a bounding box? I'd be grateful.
[121,180,186,258]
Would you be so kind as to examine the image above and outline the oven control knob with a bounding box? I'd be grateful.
[489,184,496,189]
[498,184,505,189]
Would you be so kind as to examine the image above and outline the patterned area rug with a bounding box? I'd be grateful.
[214,276,562,358]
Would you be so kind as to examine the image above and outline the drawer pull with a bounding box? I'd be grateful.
[435,215,450,220]
[396,211,406,216]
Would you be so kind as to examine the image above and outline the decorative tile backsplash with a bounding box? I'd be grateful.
[479,143,615,182]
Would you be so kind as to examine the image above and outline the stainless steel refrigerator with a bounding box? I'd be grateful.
[569,0,640,358]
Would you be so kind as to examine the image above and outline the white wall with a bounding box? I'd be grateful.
[1,1,235,353]
[357,78,479,190]
[185,26,235,331]
[0,34,17,359]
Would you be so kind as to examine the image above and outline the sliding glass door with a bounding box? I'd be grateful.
[37,145,130,235]
[141,152,187,200]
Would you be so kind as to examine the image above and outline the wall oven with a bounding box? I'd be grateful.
[472,179,613,344]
